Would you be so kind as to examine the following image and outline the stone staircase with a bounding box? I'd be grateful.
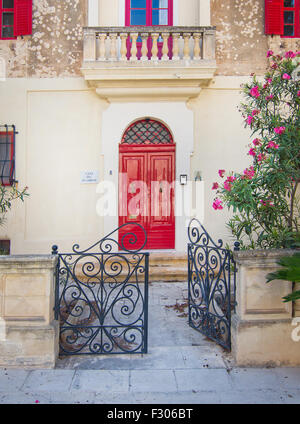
[149,253,188,282]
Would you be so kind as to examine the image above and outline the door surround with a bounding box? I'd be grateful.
[119,118,176,250]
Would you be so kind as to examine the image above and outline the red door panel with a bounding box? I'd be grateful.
[148,151,175,249]
[119,144,175,250]
[119,152,148,250]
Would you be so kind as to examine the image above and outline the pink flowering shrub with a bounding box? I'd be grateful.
[212,51,300,249]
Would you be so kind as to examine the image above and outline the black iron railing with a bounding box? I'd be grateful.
[0,124,16,186]
[187,218,239,351]
[52,223,149,356]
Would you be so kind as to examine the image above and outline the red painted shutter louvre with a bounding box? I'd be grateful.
[14,0,32,37]
[265,0,284,35]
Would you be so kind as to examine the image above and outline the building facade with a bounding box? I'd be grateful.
[0,0,299,254]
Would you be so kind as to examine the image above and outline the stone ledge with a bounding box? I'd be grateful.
[0,255,57,269]
[233,249,298,266]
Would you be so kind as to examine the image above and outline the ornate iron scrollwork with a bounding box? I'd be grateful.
[53,223,149,356]
[122,118,173,145]
[187,218,237,351]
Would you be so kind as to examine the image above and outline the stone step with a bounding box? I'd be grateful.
[149,253,188,282]
[149,267,188,282]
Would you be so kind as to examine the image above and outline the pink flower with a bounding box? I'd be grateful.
[285,51,296,58]
[227,176,236,183]
[266,94,274,101]
[212,182,219,190]
[213,198,223,210]
[266,141,279,149]
[224,180,232,192]
[282,73,291,80]
[251,109,260,116]
[249,86,260,98]
[257,153,266,163]
[218,169,226,178]
[267,78,272,84]
[253,138,261,146]
[246,116,254,125]
[243,166,255,180]
[248,148,256,157]
[274,126,286,135]
[297,90,300,97]
[260,199,274,207]
[267,50,274,58]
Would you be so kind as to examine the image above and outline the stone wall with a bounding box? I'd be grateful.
[0,255,59,368]
[0,0,87,78]
[211,0,268,76]
[0,0,274,78]
[232,249,300,367]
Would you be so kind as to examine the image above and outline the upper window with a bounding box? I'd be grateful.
[265,0,300,37]
[125,0,173,26]
[0,0,32,40]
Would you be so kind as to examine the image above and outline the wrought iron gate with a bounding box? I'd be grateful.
[187,219,239,350]
[52,223,149,356]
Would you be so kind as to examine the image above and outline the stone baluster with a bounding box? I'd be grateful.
[203,29,216,60]
[151,33,159,61]
[83,29,96,61]
[162,32,170,61]
[172,33,180,61]
[120,33,128,61]
[98,33,107,61]
[109,33,118,61]
[141,33,149,61]
[130,33,139,61]
[193,32,201,61]
[183,33,191,61]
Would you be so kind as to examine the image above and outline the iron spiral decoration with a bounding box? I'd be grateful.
[53,223,149,356]
[188,219,237,350]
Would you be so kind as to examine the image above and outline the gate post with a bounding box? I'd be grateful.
[231,249,300,366]
[0,255,59,369]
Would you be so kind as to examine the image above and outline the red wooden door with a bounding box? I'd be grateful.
[119,119,175,250]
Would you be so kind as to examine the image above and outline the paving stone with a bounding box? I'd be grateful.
[70,370,130,393]
[175,369,232,392]
[0,391,96,404]
[130,370,178,393]
[274,368,300,389]
[281,390,300,404]
[180,346,226,369]
[21,370,75,392]
[229,368,282,390]
[0,370,29,392]
[94,391,220,404]
[218,389,286,404]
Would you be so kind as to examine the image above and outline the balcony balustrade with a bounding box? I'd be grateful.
[83,26,216,63]
[81,26,217,100]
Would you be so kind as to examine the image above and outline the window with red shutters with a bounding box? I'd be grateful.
[0,0,32,40]
[125,0,173,26]
[265,0,300,37]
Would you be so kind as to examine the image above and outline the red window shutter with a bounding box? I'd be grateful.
[14,0,32,37]
[265,0,284,35]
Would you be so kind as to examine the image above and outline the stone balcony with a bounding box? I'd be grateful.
[81,26,217,101]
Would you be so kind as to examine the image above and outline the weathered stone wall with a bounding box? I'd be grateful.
[0,0,87,78]
[211,0,269,76]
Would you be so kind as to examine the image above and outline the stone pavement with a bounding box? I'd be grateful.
[0,282,300,404]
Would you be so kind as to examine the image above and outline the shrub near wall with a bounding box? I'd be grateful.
[213,51,300,366]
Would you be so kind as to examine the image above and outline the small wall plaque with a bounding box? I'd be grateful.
[80,170,99,184]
